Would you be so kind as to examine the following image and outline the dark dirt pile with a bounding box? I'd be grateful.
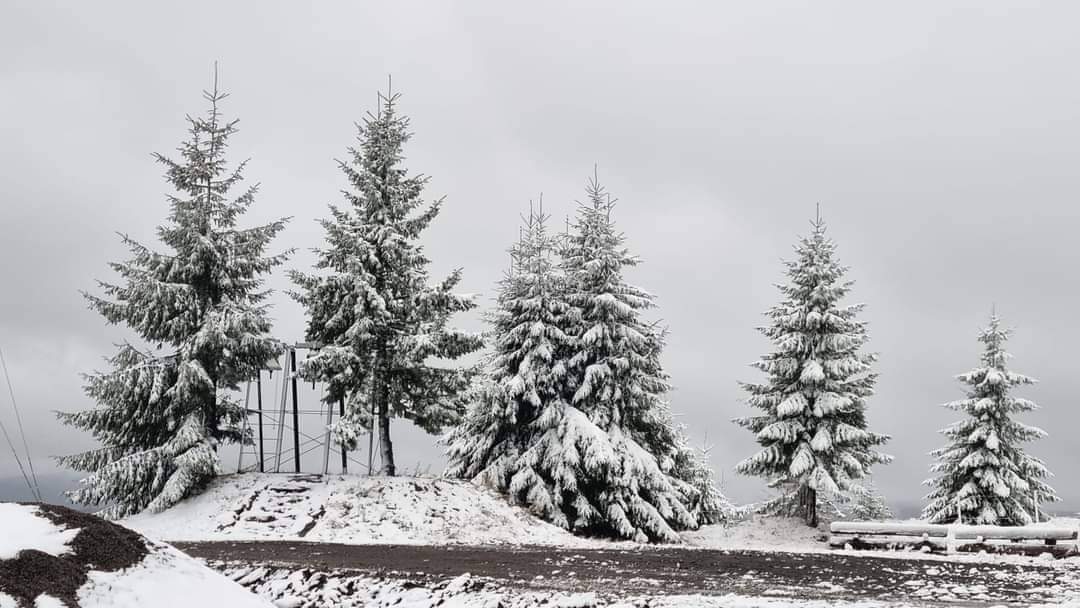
[0,503,148,608]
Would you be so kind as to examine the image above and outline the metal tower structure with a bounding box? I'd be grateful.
[236,342,371,475]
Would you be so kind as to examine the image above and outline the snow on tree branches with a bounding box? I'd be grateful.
[446,202,576,513]
[734,212,890,527]
[846,481,893,521]
[448,178,735,542]
[922,313,1059,526]
[290,86,482,476]
[57,74,290,518]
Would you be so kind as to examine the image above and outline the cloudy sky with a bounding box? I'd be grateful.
[2,1,1078,514]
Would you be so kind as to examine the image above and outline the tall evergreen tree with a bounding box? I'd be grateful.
[58,74,290,518]
[735,212,890,527]
[446,202,574,502]
[291,87,482,476]
[450,177,734,542]
[922,313,1058,525]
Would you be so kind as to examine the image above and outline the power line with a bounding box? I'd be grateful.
[0,345,41,501]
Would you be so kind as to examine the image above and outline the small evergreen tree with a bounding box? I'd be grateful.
[450,177,733,542]
[671,431,741,525]
[735,211,890,527]
[291,86,482,476]
[845,481,893,521]
[922,313,1059,525]
[58,74,290,518]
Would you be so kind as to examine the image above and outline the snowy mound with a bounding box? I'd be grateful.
[0,502,269,608]
[124,473,595,547]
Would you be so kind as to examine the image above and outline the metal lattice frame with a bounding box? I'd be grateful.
[236,342,371,475]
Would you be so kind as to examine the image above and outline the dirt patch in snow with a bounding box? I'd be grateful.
[0,503,148,608]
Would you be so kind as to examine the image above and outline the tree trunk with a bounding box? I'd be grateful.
[378,400,395,476]
[375,349,395,476]
[800,485,818,527]
[208,375,219,450]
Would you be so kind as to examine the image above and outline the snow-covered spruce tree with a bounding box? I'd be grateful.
[734,212,890,527]
[291,87,482,476]
[451,176,733,541]
[57,76,290,518]
[922,313,1058,525]
[559,177,734,539]
[446,204,575,503]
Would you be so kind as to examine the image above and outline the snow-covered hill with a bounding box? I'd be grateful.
[0,502,270,608]
[124,473,600,547]
[122,472,1080,561]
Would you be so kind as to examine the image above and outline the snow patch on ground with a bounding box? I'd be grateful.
[682,515,827,553]
[0,545,271,608]
[76,544,270,608]
[0,504,78,560]
[125,473,599,547]
[0,502,272,608]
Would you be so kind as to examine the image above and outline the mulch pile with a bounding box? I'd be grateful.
[0,503,149,608]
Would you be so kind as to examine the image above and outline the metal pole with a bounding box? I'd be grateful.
[368,408,375,476]
[237,382,252,473]
[290,348,301,474]
[339,397,347,473]
[274,362,287,473]
[256,374,264,473]
[322,392,333,475]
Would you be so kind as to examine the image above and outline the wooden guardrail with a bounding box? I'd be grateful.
[829,522,949,553]
[829,522,1079,558]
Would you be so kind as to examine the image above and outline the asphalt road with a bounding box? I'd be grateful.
[175,540,1080,605]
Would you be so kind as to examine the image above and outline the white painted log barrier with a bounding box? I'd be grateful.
[951,525,1078,541]
[829,521,1080,557]
[830,522,949,537]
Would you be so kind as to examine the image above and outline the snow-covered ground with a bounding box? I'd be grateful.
[683,514,829,552]
[118,473,1080,606]
[0,503,271,608]
[124,473,603,547]
[0,503,79,559]
[216,560,1080,608]
[219,564,884,608]
[68,544,271,608]
[125,472,1080,563]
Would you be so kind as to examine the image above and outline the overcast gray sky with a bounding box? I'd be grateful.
[1,1,1078,514]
